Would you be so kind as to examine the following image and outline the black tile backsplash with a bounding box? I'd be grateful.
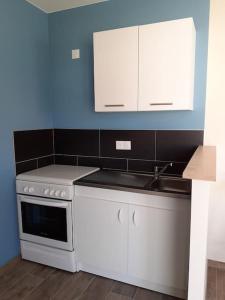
[54,129,99,157]
[77,156,127,171]
[38,155,54,169]
[14,129,53,162]
[14,129,54,174]
[55,155,77,166]
[100,130,155,160]
[128,159,187,176]
[78,156,101,168]
[16,159,37,175]
[156,130,204,162]
[101,158,127,171]
[14,129,204,176]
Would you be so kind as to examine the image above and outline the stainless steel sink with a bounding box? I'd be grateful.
[78,170,191,196]
[80,170,154,189]
[148,177,191,194]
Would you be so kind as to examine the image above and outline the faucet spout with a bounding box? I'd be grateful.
[154,162,173,180]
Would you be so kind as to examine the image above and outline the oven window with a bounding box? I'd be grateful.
[21,202,68,242]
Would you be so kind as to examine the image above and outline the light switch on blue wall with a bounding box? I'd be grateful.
[72,49,80,59]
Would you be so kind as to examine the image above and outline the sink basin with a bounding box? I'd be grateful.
[149,177,191,194]
[78,170,191,196]
[79,170,154,189]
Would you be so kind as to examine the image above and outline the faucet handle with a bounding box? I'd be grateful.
[154,166,159,172]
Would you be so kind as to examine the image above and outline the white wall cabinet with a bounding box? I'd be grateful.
[93,18,196,112]
[138,18,196,111]
[75,186,191,299]
[93,27,139,112]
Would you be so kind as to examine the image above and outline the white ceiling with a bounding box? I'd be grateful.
[25,0,107,13]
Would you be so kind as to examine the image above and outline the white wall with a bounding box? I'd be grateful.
[205,0,225,261]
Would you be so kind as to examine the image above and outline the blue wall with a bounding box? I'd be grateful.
[0,0,210,267]
[49,0,210,130]
[0,0,52,267]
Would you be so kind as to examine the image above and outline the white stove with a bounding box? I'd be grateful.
[16,164,99,200]
[16,165,99,272]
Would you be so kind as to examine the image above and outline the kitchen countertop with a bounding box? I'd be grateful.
[76,170,191,199]
[183,145,216,182]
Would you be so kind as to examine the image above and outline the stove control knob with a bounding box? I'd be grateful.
[55,190,61,197]
[44,189,49,196]
[23,186,29,193]
[50,190,55,196]
[60,191,66,198]
[28,187,34,194]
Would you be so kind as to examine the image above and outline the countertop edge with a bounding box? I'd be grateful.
[75,182,191,200]
[182,145,216,182]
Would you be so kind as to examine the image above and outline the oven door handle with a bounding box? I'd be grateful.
[21,198,69,208]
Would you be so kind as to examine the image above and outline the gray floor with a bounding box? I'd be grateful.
[0,257,221,300]
[207,260,225,300]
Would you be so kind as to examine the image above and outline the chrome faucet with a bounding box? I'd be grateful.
[154,163,173,180]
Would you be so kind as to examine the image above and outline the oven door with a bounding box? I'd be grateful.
[17,195,73,251]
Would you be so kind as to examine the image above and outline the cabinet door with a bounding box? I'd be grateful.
[75,196,128,274]
[128,203,190,292]
[94,27,139,112]
[138,18,196,111]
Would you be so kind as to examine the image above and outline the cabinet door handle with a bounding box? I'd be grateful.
[150,102,173,106]
[132,211,137,226]
[118,209,122,224]
[105,104,125,107]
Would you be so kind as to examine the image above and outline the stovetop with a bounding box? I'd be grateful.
[16,164,100,186]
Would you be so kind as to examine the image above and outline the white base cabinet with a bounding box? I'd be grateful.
[75,195,128,274]
[128,204,190,293]
[75,186,191,299]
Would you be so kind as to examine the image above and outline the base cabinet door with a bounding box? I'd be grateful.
[75,196,129,274]
[128,203,190,293]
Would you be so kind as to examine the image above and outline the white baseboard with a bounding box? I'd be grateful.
[208,237,225,263]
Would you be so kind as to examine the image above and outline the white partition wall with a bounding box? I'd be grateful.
[204,0,225,262]
[188,180,211,300]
